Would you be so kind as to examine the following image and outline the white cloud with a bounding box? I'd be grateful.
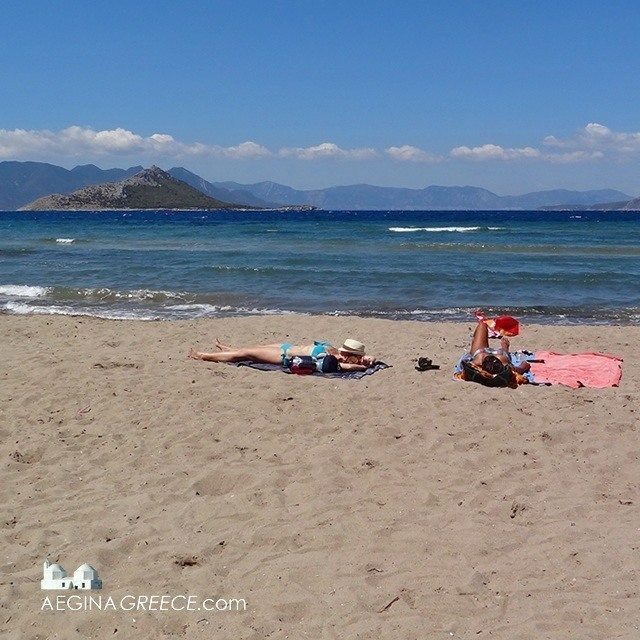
[215,141,272,159]
[448,123,640,164]
[0,123,628,167]
[74,126,145,152]
[0,126,270,160]
[0,128,378,162]
[385,145,441,163]
[450,144,541,161]
[450,140,604,164]
[544,122,640,154]
[278,142,377,160]
[544,150,604,164]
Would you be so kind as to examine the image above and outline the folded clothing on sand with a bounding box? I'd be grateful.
[232,361,390,379]
[529,351,622,388]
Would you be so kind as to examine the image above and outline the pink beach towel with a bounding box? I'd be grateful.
[530,351,623,388]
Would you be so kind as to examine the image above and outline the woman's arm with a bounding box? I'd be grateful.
[338,362,368,372]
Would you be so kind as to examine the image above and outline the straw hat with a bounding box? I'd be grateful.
[339,339,366,356]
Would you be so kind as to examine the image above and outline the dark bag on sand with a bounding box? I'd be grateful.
[286,354,341,375]
[288,356,316,375]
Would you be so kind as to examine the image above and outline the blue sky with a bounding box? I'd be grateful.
[1,0,640,194]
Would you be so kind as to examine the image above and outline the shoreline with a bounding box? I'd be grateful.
[10,206,317,213]
[3,310,639,341]
[6,208,640,213]
[1,306,640,326]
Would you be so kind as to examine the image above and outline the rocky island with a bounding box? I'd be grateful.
[20,166,245,211]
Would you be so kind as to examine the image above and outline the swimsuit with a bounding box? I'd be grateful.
[461,347,511,367]
[471,347,509,359]
[311,340,332,357]
[280,342,294,365]
[281,340,332,366]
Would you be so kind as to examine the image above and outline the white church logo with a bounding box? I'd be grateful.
[41,558,102,590]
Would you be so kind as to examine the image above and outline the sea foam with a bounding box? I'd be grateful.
[0,300,157,321]
[388,226,505,233]
[0,284,49,298]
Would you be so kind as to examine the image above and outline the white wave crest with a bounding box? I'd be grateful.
[388,226,505,233]
[96,288,184,301]
[165,303,301,316]
[56,238,75,243]
[0,300,303,321]
[0,284,49,298]
[0,301,157,321]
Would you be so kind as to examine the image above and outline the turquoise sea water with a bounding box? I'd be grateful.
[0,209,639,324]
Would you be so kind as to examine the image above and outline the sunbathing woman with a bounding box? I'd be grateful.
[468,320,530,375]
[188,338,377,372]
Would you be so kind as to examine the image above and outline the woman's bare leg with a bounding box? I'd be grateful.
[470,322,489,355]
[189,346,283,364]
[215,338,283,351]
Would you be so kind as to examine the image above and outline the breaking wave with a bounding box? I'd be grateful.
[0,284,50,298]
[0,299,303,321]
[388,226,506,233]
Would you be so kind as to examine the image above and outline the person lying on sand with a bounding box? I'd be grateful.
[189,338,377,372]
[467,320,531,376]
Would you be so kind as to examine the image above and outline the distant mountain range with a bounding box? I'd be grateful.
[0,161,143,210]
[210,180,633,211]
[0,160,636,211]
[22,167,241,211]
[542,196,640,211]
[167,167,276,208]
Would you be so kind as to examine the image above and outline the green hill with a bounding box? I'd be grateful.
[20,166,245,210]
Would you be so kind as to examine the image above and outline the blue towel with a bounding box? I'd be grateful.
[233,360,390,379]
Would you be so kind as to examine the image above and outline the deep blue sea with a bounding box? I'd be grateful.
[1,209,639,324]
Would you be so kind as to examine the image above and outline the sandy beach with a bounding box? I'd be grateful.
[1,313,638,639]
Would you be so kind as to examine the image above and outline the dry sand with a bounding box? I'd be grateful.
[0,314,638,639]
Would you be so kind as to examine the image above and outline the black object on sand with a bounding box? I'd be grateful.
[415,357,440,371]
